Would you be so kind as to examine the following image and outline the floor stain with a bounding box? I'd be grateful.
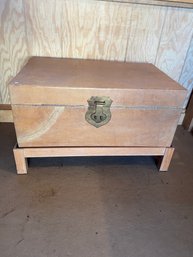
[37,187,56,202]
[16,238,24,246]
[0,208,15,218]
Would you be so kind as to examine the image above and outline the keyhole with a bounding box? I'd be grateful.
[94,115,104,121]
[91,113,107,123]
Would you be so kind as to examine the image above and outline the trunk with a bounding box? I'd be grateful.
[9,57,186,148]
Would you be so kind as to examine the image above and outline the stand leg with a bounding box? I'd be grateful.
[13,147,28,174]
[159,147,174,172]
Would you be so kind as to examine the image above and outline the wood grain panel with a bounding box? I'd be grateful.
[126,4,166,63]
[0,0,28,104]
[0,0,12,103]
[24,0,63,57]
[12,105,181,147]
[9,57,187,109]
[9,57,186,90]
[179,35,193,108]
[1,0,193,108]
[155,7,193,82]
[23,146,166,158]
[23,0,133,60]
[10,85,186,107]
[61,0,132,60]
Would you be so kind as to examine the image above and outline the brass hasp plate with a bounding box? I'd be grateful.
[85,96,113,128]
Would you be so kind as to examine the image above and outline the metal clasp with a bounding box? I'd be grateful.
[85,96,113,128]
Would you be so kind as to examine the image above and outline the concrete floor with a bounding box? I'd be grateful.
[0,123,193,257]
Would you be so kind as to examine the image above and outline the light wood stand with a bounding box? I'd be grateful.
[13,145,174,174]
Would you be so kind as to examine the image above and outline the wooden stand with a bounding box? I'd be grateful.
[13,145,174,174]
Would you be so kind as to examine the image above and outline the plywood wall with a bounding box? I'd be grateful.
[0,0,29,104]
[0,0,193,105]
[25,0,133,60]
[155,7,193,82]
[179,35,193,107]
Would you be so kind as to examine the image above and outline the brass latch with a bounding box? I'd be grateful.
[85,96,113,128]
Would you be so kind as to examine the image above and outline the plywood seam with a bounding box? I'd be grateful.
[22,0,30,56]
[154,6,168,65]
[124,3,134,61]
[60,1,64,59]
